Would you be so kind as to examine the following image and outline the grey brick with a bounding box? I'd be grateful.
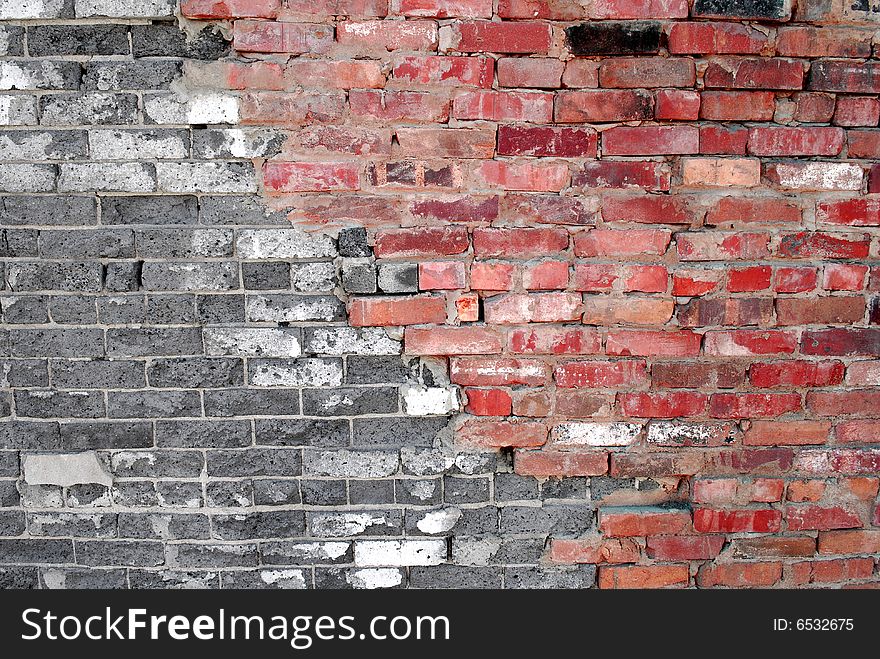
[107,390,201,418]
[0,229,38,256]
[50,295,98,324]
[110,450,203,478]
[303,387,399,417]
[261,541,352,566]
[342,258,377,294]
[243,262,290,290]
[0,26,24,56]
[148,357,243,388]
[52,360,143,391]
[0,509,24,535]
[105,262,142,292]
[147,295,197,324]
[314,566,403,589]
[495,473,540,502]
[142,262,239,291]
[1,296,49,323]
[338,227,370,257]
[118,513,209,540]
[41,93,139,126]
[541,477,588,500]
[77,540,164,567]
[212,511,305,540]
[0,196,97,226]
[61,421,153,449]
[204,327,302,357]
[304,328,401,356]
[19,483,63,507]
[206,480,252,508]
[0,451,21,478]
[0,359,47,387]
[350,479,394,504]
[0,61,80,91]
[156,420,251,449]
[397,478,442,505]
[493,537,545,565]
[346,356,415,384]
[0,130,88,161]
[66,484,111,507]
[28,512,117,538]
[58,163,156,193]
[40,228,135,259]
[0,391,10,417]
[207,448,302,478]
[97,295,145,324]
[11,328,104,357]
[83,60,181,91]
[112,481,158,507]
[132,23,229,60]
[0,163,56,192]
[40,567,127,589]
[28,25,130,56]
[500,505,593,537]
[167,542,258,568]
[6,262,103,292]
[308,510,402,537]
[157,480,202,507]
[505,565,596,589]
[221,569,309,589]
[291,262,336,292]
[193,128,283,159]
[0,566,38,588]
[197,294,245,324]
[444,476,490,504]
[301,479,346,505]
[107,327,202,357]
[352,417,448,448]
[0,539,73,564]
[199,196,287,226]
[15,390,104,418]
[410,565,502,589]
[378,262,418,293]
[0,421,60,449]
[245,294,345,323]
[454,507,498,535]
[89,128,189,160]
[253,479,301,506]
[204,389,300,417]
[0,95,38,126]
[129,569,219,589]
[136,228,233,257]
[249,358,343,387]
[256,418,349,448]
[157,162,257,194]
[102,195,198,226]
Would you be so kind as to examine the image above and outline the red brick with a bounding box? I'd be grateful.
[602,125,699,156]
[513,390,552,417]
[417,261,466,290]
[515,450,608,476]
[677,298,773,327]
[264,162,360,192]
[672,269,722,297]
[748,127,845,157]
[336,20,438,50]
[509,328,602,355]
[706,197,802,226]
[777,232,870,259]
[611,451,707,477]
[823,264,868,291]
[349,89,450,122]
[794,92,836,123]
[790,558,875,585]
[732,536,816,558]
[710,393,802,418]
[728,265,771,292]
[181,0,279,18]
[600,507,691,537]
[818,530,880,555]
[454,90,555,123]
[497,58,564,88]
[845,362,880,387]
[810,61,880,94]
[801,328,880,356]
[700,125,749,154]
[465,388,512,416]
[473,228,568,258]
[834,96,880,128]
[836,420,880,443]
[450,357,550,385]
[743,420,831,446]
[555,360,648,388]
[391,0,493,16]
[222,61,285,90]
[655,89,701,120]
[749,361,844,388]
[787,480,826,503]
[405,326,502,355]
[555,90,653,123]
[474,160,569,192]
[808,390,880,417]
[606,330,701,357]
[574,162,669,191]
[700,91,776,121]
[697,562,782,588]
[776,27,873,58]
[599,565,689,589]
[620,392,708,418]
[240,91,345,125]
[374,227,469,258]
[457,419,547,449]
[484,292,582,324]
[522,261,569,290]
[548,537,641,564]
[667,21,766,54]
[392,55,492,87]
[233,20,333,53]
[497,126,597,158]
[583,297,674,325]
[646,535,726,560]
[450,20,551,53]
[787,505,862,531]
[599,58,695,88]
[455,293,479,322]
[470,262,515,291]
[574,229,670,257]
[285,0,386,13]
[693,508,782,533]
[601,195,699,225]
[652,362,743,389]
[817,199,880,227]
[775,267,817,293]
[590,0,688,19]
[625,266,668,293]
[848,130,880,159]
[677,232,770,261]
[349,296,447,326]
[286,60,385,89]
[562,59,600,88]
[393,127,495,159]
[501,194,599,226]
[704,57,804,90]
[777,297,865,326]
[692,478,784,504]
[294,126,391,156]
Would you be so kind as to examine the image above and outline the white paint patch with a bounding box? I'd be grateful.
[260,569,307,588]
[23,452,112,487]
[347,568,403,590]
[353,539,447,567]
[402,385,459,416]
[205,327,302,357]
[416,508,461,534]
[551,422,641,447]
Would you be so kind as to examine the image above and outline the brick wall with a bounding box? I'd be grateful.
[0,0,878,589]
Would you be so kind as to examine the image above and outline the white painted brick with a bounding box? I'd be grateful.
[58,163,155,193]
[0,95,38,125]
[237,229,336,259]
[305,327,401,356]
[0,0,67,19]
[402,385,459,416]
[304,449,398,478]
[771,162,864,191]
[347,568,404,589]
[205,327,302,357]
[250,358,343,387]
[0,61,73,90]
[551,422,642,447]
[0,163,55,192]
[157,162,256,193]
[258,569,307,588]
[144,93,239,125]
[89,129,189,160]
[310,512,397,537]
[354,539,447,567]
[74,0,176,18]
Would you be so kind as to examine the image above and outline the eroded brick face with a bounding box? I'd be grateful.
[0,0,878,590]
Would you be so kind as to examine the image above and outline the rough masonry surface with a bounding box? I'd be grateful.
[0,0,879,589]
